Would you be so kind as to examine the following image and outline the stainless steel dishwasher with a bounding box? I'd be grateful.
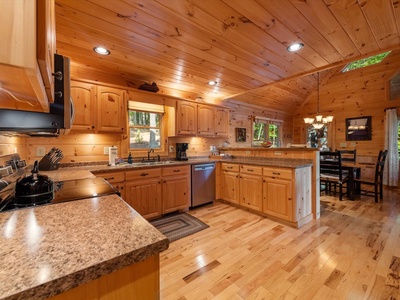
[191,163,216,207]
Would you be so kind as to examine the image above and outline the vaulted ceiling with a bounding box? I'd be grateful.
[55,0,400,114]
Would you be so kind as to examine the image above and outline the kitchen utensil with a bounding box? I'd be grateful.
[15,161,54,206]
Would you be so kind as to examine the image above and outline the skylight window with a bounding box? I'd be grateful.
[342,51,391,72]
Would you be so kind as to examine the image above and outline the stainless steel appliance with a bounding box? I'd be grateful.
[191,163,215,207]
[176,143,188,161]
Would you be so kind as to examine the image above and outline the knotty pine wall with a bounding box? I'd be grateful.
[0,135,26,158]
[294,50,400,159]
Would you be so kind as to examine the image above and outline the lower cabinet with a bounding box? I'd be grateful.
[220,164,240,204]
[96,172,125,200]
[162,165,190,214]
[125,168,162,219]
[97,165,190,219]
[262,177,292,221]
[239,165,263,212]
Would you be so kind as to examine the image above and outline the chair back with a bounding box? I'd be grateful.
[336,149,357,162]
[375,150,388,183]
[320,151,347,182]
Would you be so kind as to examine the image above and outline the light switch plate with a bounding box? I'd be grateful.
[350,142,356,147]
[340,142,347,147]
[169,146,174,153]
[104,147,109,155]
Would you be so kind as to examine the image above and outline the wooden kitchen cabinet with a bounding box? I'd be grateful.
[176,101,197,135]
[97,86,126,133]
[70,81,96,131]
[162,165,190,214]
[240,165,263,212]
[197,104,214,136]
[262,166,312,226]
[96,172,125,200]
[220,163,240,204]
[125,168,162,219]
[214,107,230,138]
[0,0,56,111]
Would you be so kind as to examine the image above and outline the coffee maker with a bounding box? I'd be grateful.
[176,143,188,161]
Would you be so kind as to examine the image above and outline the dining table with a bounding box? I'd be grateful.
[341,161,375,200]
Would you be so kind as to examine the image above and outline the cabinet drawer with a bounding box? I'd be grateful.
[221,163,240,172]
[240,165,262,175]
[263,168,292,180]
[126,168,162,181]
[162,165,190,176]
[97,172,125,183]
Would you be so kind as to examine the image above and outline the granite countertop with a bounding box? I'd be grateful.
[0,195,168,300]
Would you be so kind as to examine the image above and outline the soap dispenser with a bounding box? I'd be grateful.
[127,152,133,164]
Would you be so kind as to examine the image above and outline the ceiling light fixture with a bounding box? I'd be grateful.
[287,43,304,52]
[93,46,110,55]
[304,72,333,129]
[207,80,217,86]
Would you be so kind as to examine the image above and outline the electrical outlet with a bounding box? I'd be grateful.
[104,147,109,155]
[340,142,347,147]
[169,146,174,153]
[37,147,45,156]
[350,142,356,147]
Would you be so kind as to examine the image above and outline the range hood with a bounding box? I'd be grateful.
[0,54,73,137]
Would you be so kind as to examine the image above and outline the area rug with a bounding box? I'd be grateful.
[150,213,209,242]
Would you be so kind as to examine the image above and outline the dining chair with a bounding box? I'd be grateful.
[336,149,357,162]
[320,151,349,200]
[353,150,388,202]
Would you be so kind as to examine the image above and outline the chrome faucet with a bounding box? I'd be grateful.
[147,148,154,160]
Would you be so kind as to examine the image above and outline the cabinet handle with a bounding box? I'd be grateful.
[247,169,253,172]
[173,170,180,172]
[140,173,149,176]
[104,177,114,180]
[227,166,233,169]
[272,172,281,175]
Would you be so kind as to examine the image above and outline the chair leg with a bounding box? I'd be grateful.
[375,184,378,203]
[339,184,343,201]
[380,182,383,200]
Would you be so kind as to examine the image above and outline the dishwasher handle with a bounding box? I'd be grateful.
[193,164,215,171]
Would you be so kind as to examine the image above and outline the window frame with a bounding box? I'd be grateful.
[252,116,282,147]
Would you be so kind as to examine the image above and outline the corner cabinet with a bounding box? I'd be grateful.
[0,0,56,111]
[97,86,126,133]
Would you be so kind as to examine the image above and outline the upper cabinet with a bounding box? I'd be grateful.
[169,100,229,138]
[176,101,197,135]
[0,0,55,112]
[197,104,214,136]
[71,81,126,134]
[96,86,126,133]
[214,107,229,138]
[70,81,96,131]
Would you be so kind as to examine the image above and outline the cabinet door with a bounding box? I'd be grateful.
[71,81,95,131]
[162,175,190,214]
[263,178,293,221]
[176,101,197,135]
[214,107,229,137]
[221,170,240,204]
[126,179,162,219]
[97,86,126,133]
[197,104,214,136]
[240,174,263,212]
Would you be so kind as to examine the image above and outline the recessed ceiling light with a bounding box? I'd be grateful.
[287,43,304,52]
[93,46,110,55]
[207,80,217,86]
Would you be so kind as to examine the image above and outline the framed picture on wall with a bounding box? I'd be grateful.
[235,127,246,142]
[346,116,372,141]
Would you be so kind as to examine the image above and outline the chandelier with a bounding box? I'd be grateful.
[304,72,333,129]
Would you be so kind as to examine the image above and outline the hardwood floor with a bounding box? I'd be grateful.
[160,187,400,299]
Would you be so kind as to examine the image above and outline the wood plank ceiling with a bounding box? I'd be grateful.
[55,0,400,114]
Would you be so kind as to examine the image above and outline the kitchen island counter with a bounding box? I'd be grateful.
[0,194,168,300]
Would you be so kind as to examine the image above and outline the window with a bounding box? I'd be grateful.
[128,102,164,150]
[342,51,391,73]
[252,117,281,147]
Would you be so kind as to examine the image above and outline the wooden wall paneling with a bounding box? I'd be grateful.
[0,136,26,158]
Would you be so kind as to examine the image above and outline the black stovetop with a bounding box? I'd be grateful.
[0,177,119,213]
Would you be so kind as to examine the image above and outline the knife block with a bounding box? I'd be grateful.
[39,155,60,171]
